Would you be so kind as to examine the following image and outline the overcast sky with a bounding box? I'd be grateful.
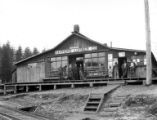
[0,0,157,57]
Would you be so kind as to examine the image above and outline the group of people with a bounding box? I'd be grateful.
[109,61,136,79]
[58,63,85,80]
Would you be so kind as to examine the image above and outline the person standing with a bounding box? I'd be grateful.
[59,66,63,80]
[68,64,73,80]
[108,66,113,78]
[72,63,78,80]
[113,62,119,79]
[130,61,136,78]
[79,64,85,80]
[121,61,128,78]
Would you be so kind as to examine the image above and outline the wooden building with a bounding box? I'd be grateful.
[14,25,157,83]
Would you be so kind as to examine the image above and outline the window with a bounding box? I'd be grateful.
[56,57,61,61]
[92,53,98,58]
[50,56,68,73]
[62,61,68,68]
[85,59,92,68]
[108,54,113,69]
[51,57,56,61]
[92,58,98,67]
[84,52,106,77]
[62,56,67,61]
[99,52,105,57]
[99,57,105,67]
[85,54,92,58]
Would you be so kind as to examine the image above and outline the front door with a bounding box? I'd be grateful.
[68,54,84,80]
[118,57,127,78]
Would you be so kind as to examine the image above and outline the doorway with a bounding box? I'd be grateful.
[68,54,84,80]
[118,57,127,78]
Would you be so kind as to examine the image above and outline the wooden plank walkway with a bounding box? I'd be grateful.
[0,80,124,96]
[0,77,156,96]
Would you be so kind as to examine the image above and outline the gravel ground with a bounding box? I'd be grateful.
[1,85,157,120]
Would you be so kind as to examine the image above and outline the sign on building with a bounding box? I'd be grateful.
[55,46,97,55]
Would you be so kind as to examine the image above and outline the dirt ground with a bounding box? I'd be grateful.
[1,85,157,120]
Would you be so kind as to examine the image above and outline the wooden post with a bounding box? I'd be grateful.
[71,84,74,88]
[39,85,42,91]
[90,83,93,87]
[144,0,152,85]
[14,85,17,94]
[3,85,6,95]
[54,85,56,90]
[26,86,29,92]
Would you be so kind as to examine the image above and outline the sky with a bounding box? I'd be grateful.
[0,0,157,58]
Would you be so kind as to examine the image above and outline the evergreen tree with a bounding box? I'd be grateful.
[0,42,14,83]
[42,48,46,53]
[33,47,39,55]
[16,46,23,61]
[23,47,32,59]
[0,46,2,82]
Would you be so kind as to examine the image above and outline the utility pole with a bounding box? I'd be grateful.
[144,0,152,85]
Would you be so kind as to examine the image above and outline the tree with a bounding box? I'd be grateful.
[15,46,23,61]
[0,42,14,83]
[33,47,39,55]
[0,46,2,81]
[42,48,46,53]
[23,47,32,59]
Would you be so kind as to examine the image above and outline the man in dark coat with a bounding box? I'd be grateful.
[121,61,128,78]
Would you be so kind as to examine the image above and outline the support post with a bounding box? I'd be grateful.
[26,86,29,92]
[14,85,17,94]
[39,85,42,91]
[71,84,74,88]
[144,0,152,85]
[3,85,6,95]
[54,85,56,90]
[90,83,93,87]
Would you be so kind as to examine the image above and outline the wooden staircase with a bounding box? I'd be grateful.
[84,93,104,113]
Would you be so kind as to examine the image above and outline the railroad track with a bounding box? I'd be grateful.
[0,105,49,120]
[0,113,20,120]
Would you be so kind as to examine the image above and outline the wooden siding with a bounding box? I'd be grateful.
[55,35,105,52]
[17,62,45,83]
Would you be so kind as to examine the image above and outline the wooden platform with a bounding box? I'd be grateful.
[0,77,156,96]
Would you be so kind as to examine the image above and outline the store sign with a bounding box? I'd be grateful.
[55,46,97,55]
[108,54,113,61]
[118,52,125,57]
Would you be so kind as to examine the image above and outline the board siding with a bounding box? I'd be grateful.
[17,62,45,83]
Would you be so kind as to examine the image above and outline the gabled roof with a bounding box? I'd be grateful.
[15,30,147,66]
[15,31,108,65]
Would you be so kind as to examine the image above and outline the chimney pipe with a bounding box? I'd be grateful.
[74,24,79,33]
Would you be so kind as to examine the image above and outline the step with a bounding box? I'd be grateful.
[115,95,127,99]
[108,102,121,107]
[87,101,100,104]
[87,102,99,106]
[103,107,118,112]
[88,98,101,102]
[99,111,117,117]
[84,107,97,111]
[90,95,103,98]
[86,104,99,107]
[84,106,98,109]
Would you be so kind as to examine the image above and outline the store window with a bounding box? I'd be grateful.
[84,52,106,77]
[50,56,68,76]
[85,59,92,67]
